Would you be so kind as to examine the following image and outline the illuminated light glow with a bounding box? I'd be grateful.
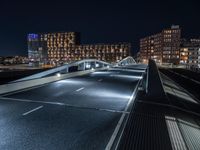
[111,74,143,80]
[56,79,90,86]
[84,89,131,100]
[95,63,100,67]
[86,64,91,69]
[28,34,39,40]
[56,73,61,77]
[91,68,94,70]
[91,71,112,75]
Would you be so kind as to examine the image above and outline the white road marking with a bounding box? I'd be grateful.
[22,105,43,116]
[0,97,65,105]
[98,79,103,82]
[76,87,84,92]
[105,80,140,150]
[0,97,128,114]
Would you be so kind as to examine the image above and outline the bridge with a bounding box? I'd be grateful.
[0,57,200,150]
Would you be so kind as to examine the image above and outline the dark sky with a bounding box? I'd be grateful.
[0,0,200,56]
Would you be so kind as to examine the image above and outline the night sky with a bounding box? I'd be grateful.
[0,0,200,56]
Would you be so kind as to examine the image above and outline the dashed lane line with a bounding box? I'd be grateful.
[76,87,85,92]
[22,105,43,116]
[0,97,129,114]
[98,79,103,82]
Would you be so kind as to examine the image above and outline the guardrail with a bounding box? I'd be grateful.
[145,59,166,98]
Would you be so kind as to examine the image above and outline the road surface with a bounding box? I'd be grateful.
[0,68,142,150]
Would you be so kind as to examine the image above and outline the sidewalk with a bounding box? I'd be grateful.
[117,61,200,150]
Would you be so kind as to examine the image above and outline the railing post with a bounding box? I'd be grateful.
[83,62,86,70]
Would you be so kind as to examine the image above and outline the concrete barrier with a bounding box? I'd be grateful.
[146,59,165,98]
[0,69,96,95]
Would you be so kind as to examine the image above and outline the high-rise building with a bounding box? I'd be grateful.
[140,25,181,64]
[179,39,190,65]
[180,47,189,65]
[140,35,155,64]
[188,46,200,69]
[28,32,80,66]
[73,44,130,62]
[178,38,200,69]
[28,32,131,66]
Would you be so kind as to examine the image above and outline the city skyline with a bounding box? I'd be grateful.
[28,32,130,66]
[0,0,200,56]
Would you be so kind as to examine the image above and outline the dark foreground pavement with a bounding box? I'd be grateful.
[0,68,142,150]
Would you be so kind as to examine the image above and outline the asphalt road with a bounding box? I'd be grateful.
[0,68,142,150]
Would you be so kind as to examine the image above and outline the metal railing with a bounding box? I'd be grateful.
[12,59,111,82]
[117,56,137,66]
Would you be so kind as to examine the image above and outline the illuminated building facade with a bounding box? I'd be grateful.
[140,25,181,64]
[28,34,41,66]
[28,32,80,66]
[140,35,155,64]
[28,32,131,66]
[186,39,200,68]
[73,44,130,62]
[188,47,200,69]
[179,39,190,65]
[180,47,189,64]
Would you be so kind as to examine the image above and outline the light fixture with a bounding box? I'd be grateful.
[56,73,61,77]
[95,63,99,67]
[86,64,91,69]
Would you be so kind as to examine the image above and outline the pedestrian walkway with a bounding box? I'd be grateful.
[118,60,200,150]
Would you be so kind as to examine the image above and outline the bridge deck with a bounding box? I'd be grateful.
[0,68,143,150]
